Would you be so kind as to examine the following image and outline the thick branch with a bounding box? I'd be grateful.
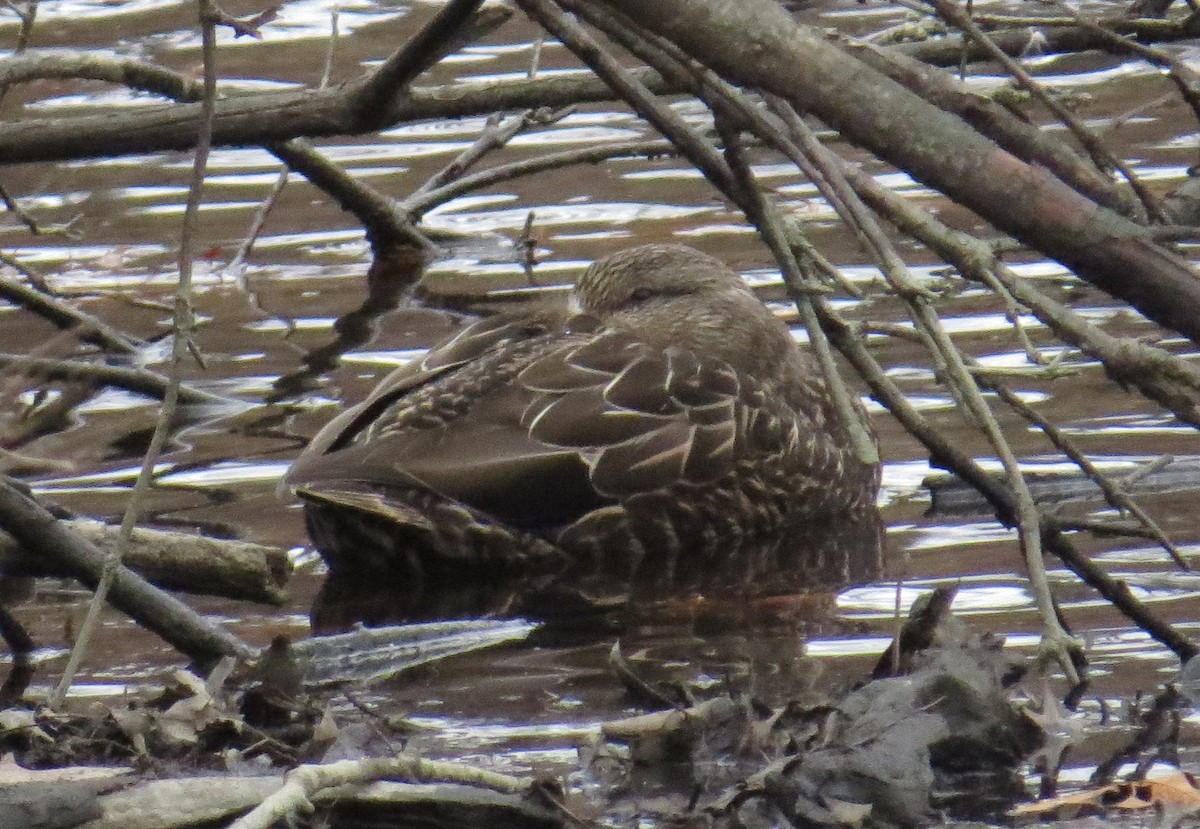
[0,66,674,164]
[599,0,1200,348]
[0,520,291,604]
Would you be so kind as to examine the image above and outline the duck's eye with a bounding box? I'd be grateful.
[629,287,655,303]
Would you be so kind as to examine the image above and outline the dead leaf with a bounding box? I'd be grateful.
[822,795,873,825]
[0,708,50,744]
[1113,771,1200,810]
[1011,769,1200,819]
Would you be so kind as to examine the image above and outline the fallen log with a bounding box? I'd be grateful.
[0,520,291,605]
[78,777,560,829]
[925,456,1200,517]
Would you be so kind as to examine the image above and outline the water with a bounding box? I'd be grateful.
[2,0,1199,790]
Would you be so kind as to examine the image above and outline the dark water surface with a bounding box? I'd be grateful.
[3,0,1200,790]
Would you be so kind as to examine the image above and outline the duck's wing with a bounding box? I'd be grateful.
[285,311,568,491]
[521,330,874,514]
[519,332,750,498]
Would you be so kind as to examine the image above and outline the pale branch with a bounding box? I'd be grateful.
[0,50,200,98]
[84,776,552,829]
[227,165,289,274]
[0,519,291,604]
[230,756,531,829]
[1123,455,1175,488]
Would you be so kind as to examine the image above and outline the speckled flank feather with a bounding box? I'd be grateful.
[287,244,881,604]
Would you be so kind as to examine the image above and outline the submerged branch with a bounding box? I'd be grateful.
[0,478,251,662]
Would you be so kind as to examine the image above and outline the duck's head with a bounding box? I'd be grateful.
[571,244,755,317]
[569,244,800,382]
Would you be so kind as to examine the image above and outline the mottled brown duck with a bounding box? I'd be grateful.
[287,244,881,618]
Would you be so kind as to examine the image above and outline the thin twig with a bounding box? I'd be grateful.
[0,0,37,104]
[0,269,140,353]
[818,313,1196,661]
[1121,455,1175,489]
[983,377,1189,569]
[828,140,1200,425]
[409,108,571,205]
[227,5,343,278]
[320,4,340,89]
[400,138,674,218]
[719,123,878,464]
[563,0,862,299]
[49,0,222,708]
[352,0,488,127]
[1050,2,1200,130]
[929,0,1166,222]
[767,100,1079,676]
[0,353,223,405]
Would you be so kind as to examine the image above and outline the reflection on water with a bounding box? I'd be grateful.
[2,0,1200,787]
[309,510,885,632]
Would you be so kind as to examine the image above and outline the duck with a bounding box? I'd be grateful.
[286,244,881,617]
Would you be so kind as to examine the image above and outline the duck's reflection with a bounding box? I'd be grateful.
[310,508,884,632]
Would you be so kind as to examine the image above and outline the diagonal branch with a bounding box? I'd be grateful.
[597,0,1200,349]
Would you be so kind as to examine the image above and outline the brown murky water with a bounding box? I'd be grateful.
[3,0,1200,791]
